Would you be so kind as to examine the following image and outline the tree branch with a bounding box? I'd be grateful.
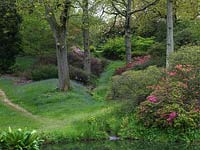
[130,0,160,15]
[43,1,58,31]
[111,1,125,16]
[60,0,71,29]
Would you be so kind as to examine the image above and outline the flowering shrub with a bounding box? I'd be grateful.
[115,55,151,75]
[169,46,200,68]
[137,64,200,128]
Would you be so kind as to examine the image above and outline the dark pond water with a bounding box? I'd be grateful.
[43,141,200,150]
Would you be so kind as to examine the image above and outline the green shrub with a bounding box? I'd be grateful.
[132,36,155,52]
[68,51,108,76]
[31,65,58,81]
[0,128,43,150]
[109,66,162,104]
[148,42,166,57]
[31,64,95,84]
[137,64,200,129]
[174,20,200,47]
[169,46,200,68]
[69,65,94,84]
[101,37,125,60]
[175,28,194,47]
[0,0,21,73]
[100,36,155,60]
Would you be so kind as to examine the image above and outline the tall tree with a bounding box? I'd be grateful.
[42,0,71,91]
[82,0,91,76]
[0,0,21,73]
[166,0,174,67]
[111,0,160,64]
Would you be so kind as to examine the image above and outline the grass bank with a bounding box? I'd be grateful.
[0,61,124,142]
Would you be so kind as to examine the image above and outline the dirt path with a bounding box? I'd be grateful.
[0,89,37,119]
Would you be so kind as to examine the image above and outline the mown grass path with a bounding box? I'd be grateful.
[0,89,37,119]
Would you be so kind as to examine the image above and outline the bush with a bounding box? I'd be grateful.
[148,42,166,58]
[68,50,107,76]
[115,55,151,75]
[100,36,155,60]
[101,37,125,60]
[91,58,108,76]
[174,20,200,47]
[0,0,21,73]
[30,64,95,84]
[175,28,194,47]
[109,66,162,104]
[31,65,58,81]
[169,46,200,68]
[69,65,93,84]
[137,64,200,128]
[0,128,43,150]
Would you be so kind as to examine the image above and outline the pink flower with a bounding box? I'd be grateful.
[147,95,157,103]
[167,112,177,123]
[175,64,183,70]
[168,71,177,76]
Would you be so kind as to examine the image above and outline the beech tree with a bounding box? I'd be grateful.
[18,0,72,91]
[166,0,174,67]
[110,0,160,64]
[35,0,72,91]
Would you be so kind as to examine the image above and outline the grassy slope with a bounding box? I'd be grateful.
[0,61,123,139]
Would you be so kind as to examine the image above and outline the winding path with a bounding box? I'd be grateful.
[0,89,37,119]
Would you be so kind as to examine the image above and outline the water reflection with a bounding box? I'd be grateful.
[43,141,200,150]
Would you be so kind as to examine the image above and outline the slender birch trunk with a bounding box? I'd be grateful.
[125,0,132,64]
[166,0,174,68]
[82,0,91,76]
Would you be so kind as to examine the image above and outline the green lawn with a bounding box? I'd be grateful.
[0,61,124,141]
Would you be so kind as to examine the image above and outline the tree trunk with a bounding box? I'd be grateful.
[166,0,174,68]
[55,28,71,91]
[44,0,71,91]
[82,0,91,77]
[125,0,132,64]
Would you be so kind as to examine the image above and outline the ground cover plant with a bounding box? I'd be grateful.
[0,0,200,149]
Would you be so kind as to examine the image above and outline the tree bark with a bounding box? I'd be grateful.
[82,0,91,76]
[55,28,71,91]
[44,1,71,91]
[166,0,174,68]
[125,0,132,64]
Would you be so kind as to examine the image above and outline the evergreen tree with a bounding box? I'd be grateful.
[0,0,21,73]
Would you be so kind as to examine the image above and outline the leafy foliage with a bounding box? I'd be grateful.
[169,46,200,68]
[137,65,200,128]
[20,12,55,57]
[115,55,151,75]
[0,128,43,150]
[109,66,162,104]
[137,47,200,128]
[0,0,21,73]
[100,36,155,60]
[31,64,58,81]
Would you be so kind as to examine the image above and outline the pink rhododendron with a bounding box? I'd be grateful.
[115,55,151,75]
[168,71,177,76]
[175,64,183,70]
[167,112,177,123]
[147,95,157,103]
